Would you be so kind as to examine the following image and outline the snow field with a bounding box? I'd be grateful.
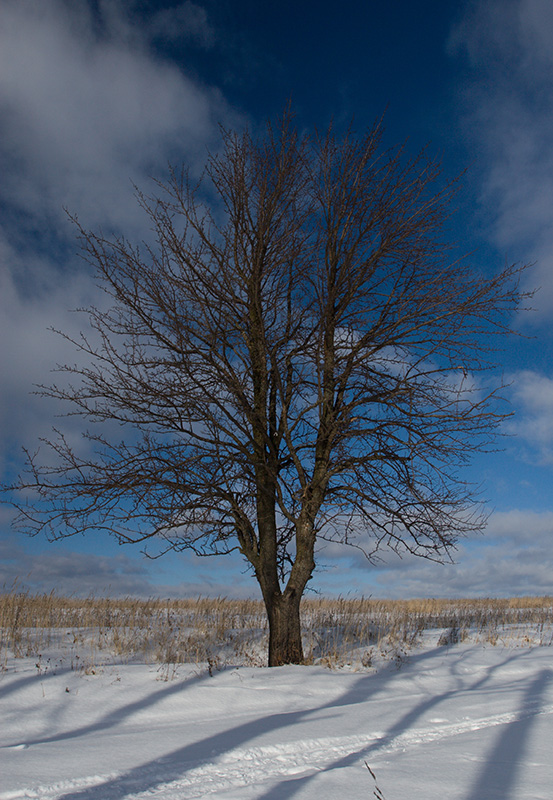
[1,628,552,799]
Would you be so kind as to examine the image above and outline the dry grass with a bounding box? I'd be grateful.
[0,592,267,672]
[1,591,552,673]
[300,595,553,666]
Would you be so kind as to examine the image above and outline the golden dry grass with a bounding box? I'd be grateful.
[1,591,552,671]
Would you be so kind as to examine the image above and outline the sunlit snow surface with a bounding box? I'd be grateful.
[1,633,552,799]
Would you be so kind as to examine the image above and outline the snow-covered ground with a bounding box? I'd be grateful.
[1,632,552,800]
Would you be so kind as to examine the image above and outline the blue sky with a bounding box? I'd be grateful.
[1,0,553,599]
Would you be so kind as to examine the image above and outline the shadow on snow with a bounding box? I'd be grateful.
[3,644,550,799]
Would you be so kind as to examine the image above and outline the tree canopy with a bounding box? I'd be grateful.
[10,114,526,664]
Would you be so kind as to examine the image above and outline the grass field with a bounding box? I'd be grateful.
[2,591,552,673]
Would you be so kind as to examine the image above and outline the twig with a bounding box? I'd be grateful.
[365,761,387,800]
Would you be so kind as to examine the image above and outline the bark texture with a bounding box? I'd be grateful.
[265,591,304,667]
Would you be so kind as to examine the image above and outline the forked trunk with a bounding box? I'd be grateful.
[265,591,304,667]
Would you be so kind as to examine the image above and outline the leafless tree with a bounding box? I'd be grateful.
[10,113,527,665]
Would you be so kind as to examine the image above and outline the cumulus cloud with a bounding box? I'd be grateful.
[0,0,229,236]
[0,0,238,479]
[4,500,551,600]
[0,1,247,589]
[0,250,103,463]
[449,0,553,315]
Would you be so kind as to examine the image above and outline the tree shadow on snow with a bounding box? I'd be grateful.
[0,666,77,700]
[1,667,214,749]
[254,647,540,800]
[51,643,528,800]
[51,647,445,800]
[463,667,553,800]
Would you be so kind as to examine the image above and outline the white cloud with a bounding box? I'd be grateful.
[313,508,553,598]
[0,255,101,473]
[0,520,258,598]
[3,501,552,600]
[506,370,553,463]
[0,0,231,236]
[449,0,553,316]
[0,536,156,597]
[0,0,240,479]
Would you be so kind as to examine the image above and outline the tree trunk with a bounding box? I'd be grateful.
[264,590,304,667]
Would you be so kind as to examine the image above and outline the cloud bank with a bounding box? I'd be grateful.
[315,508,553,598]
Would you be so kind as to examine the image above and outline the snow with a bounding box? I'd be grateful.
[1,633,552,799]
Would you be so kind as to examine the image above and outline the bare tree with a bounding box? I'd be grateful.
[10,114,526,665]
